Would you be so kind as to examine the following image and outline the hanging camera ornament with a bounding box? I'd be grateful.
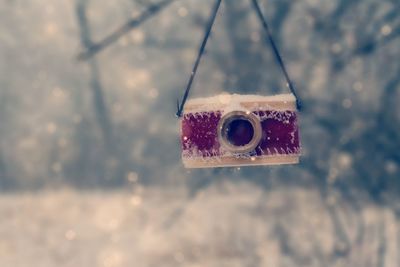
[176,0,302,168]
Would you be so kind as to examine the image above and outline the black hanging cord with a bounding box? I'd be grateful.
[176,0,301,117]
[251,0,302,110]
[176,0,222,117]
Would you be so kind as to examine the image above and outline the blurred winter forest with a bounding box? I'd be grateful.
[0,0,399,266]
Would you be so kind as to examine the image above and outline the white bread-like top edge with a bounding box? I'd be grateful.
[186,93,295,105]
[184,93,296,113]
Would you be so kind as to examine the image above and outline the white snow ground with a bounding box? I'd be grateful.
[0,184,398,267]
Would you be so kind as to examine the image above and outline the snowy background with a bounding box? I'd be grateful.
[0,0,399,266]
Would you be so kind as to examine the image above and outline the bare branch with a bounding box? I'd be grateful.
[77,0,175,60]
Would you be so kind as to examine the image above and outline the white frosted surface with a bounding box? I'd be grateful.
[184,93,296,113]
[186,93,296,105]
[2,188,397,267]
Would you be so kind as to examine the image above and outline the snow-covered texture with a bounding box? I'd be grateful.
[0,186,399,267]
[186,93,296,105]
[185,93,296,113]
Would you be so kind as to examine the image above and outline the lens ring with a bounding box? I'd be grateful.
[218,111,262,154]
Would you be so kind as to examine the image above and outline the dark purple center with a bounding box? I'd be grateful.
[225,119,254,146]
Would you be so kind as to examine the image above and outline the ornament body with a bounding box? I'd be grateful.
[180,94,301,168]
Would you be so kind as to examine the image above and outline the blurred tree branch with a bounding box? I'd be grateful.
[76,0,114,152]
[77,0,175,60]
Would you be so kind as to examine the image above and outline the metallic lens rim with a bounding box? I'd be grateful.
[218,111,262,154]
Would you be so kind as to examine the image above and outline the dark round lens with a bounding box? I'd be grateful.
[225,118,254,147]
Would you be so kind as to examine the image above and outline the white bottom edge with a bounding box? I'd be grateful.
[182,155,300,169]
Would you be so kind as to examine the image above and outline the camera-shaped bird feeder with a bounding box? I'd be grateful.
[180,93,300,168]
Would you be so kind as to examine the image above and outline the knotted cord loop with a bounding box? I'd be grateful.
[176,0,301,118]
